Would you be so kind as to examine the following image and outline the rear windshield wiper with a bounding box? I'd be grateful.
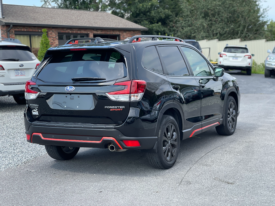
[1,58,19,61]
[72,77,106,81]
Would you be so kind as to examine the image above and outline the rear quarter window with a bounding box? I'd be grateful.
[37,49,127,83]
[141,46,163,74]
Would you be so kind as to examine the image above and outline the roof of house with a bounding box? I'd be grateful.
[0,4,147,31]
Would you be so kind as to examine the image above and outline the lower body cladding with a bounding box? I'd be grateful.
[25,122,157,151]
[265,66,275,71]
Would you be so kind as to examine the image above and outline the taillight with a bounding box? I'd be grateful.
[0,65,4,70]
[35,63,40,69]
[122,140,140,147]
[106,80,146,102]
[220,53,227,58]
[25,80,40,100]
[26,134,31,141]
[245,55,252,59]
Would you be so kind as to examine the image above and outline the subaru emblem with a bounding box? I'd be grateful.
[19,64,24,67]
[65,86,75,92]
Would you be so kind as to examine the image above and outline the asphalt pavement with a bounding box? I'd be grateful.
[0,73,275,206]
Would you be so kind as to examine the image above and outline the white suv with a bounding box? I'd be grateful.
[218,45,254,75]
[0,39,40,104]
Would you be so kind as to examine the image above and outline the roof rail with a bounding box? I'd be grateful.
[1,38,22,44]
[127,35,185,43]
[64,37,112,45]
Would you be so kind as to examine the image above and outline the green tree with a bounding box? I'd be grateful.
[38,29,51,61]
[109,0,181,35]
[41,0,108,11]
[265,20,275,41]
[175,0,268,40]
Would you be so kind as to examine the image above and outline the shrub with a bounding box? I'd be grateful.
[37,29,51,61]
[252,60,265,74]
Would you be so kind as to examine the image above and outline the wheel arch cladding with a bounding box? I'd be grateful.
[228,91,238,110]
[162,108,183,140]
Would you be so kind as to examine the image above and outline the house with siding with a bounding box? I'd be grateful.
[0,1,147,56]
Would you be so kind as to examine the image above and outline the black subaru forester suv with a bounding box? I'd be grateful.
[24,35,240,169]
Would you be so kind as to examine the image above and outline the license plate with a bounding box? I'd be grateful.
[46,94,95,110]
[232,57,238,60]
[14,70,25,76]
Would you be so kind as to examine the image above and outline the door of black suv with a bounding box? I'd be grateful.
[156,45,202,137]
[180,46,223,129]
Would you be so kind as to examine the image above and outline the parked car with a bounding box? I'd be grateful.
[0,38,40,104]
[265,47,275,78]
[24,35,240,169]
[184,39,202,53]
[218,45,254,75]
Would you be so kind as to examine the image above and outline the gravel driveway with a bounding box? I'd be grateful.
[0,73,275,205]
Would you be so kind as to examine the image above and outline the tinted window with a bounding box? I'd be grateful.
[223,47,248,53]
[38,49,127,83]
[141,46,163,74]
[158,47,189,76]
[0,46,36,61]
[181,47,212,77]
[273,48,275,53]
[185,41,201,51]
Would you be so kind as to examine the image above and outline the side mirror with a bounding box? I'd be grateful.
[252,54,255,57]
[268,50,271,53]
[218,52,221,55]
[214,67,224,80]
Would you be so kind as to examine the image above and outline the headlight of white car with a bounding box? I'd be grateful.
[267,56,275,61]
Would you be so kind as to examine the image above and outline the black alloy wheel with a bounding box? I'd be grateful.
[147,115,180,169]
[216,96,237,136]
[45,145,80,160]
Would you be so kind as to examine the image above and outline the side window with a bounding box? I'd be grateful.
[141,46,163,74]
[157,46,189,76]
[181,47,212,77]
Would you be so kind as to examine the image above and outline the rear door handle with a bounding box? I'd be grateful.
[172,85,180,90]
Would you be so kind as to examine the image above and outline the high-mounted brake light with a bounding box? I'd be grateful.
[106,80,146,102]
[35,63,40,70]
[245,55,252,59]
[220,53,227,58]
[25,80,40,100]
[0,65,4,70]
[70,48,87,51]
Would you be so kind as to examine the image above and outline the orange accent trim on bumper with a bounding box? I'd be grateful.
[189,122,220,138]
[31,133,123,149]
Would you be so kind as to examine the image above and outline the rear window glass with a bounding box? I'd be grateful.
[0,46,36,61]
[223,47,248,53]
[141,46,163,74]
[37,49,127,82]
[185,41,201,51]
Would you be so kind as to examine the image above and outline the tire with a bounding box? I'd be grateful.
[265,69,271,78]
[45,145,79,160]
[13,93,26,105]
[246,69,251,75]
[216,96,237,136]
[146,115,180,169]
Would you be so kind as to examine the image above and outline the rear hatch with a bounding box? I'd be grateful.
[0,45,39,84]
[222,47,250,66]
[29,48,130,125]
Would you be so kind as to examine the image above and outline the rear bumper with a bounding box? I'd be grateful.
[0,83,25,96]
[25,120,157,150]
[219,65,251,70]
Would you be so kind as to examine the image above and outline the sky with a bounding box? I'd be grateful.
[3,0,275,22]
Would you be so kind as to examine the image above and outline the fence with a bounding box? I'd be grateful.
[198,39,275,64]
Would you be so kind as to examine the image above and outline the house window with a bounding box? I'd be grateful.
[15,32,42,57]
[58,33,89,45]
[93,34,120,40]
